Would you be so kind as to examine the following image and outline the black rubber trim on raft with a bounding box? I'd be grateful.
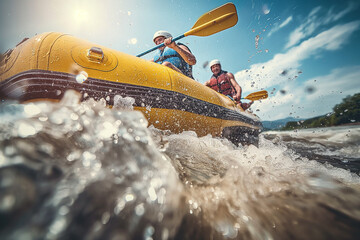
[0,70,261,127]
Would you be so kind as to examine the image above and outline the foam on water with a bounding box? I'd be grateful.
[265,126,360,147]
[0,91,185,240]
[263,126,360,171]
[157,130,360,239]
[159,130,359,184]
[0,91,359,240]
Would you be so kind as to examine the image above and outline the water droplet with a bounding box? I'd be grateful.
[59,206,69,215]
[262,4,270,14]
[279,70,288,76]
[99,121,116,139]
[39,116,48,121]
[24,104,41,117]
[125,193,135,202]
[305,86,316,94]
[242,215,249,222]
[76,71,88,83]
[67,151,81,162]
[18,122,37,137]
[101,212,110,224]
[0,194,16,210]
[81,151,96,167]
[70,113,79,120]
[148,187,157,201]
[162,229,169,240]
[114,199,125,214]
[144,225,155,238]
[255,35,260,49]
[135,203,145,216]
[49,217,67,235]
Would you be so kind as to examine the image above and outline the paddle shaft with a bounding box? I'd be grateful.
[137,3,237,58]
[136,11,235,58]
[136,35,185,57]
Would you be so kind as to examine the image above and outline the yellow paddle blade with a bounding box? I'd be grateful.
[184,3,238,37]
[245,90,268,101]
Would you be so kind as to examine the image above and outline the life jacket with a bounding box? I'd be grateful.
[153,43,193,79]
[208,70,235,96]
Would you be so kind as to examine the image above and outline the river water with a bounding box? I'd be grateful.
[1,91,359,240]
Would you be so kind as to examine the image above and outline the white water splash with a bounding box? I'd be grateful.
[0,93,359,240]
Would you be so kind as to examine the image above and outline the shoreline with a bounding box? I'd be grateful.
[262,122,360,132]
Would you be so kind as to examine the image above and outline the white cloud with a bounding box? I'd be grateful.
[285,6,322,49]
[324,2,356,24]
[237,3,360,121]
[236,21,360,92]
[251,65,360,121]
[285,4,357,49]
[280,16,293,28]
[235,4,360,121]
[304,65,360,101]
[268,16,293,37]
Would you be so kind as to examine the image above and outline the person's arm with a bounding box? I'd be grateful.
[204,80,211,87]
[227,72,242,101]
[164,38,196,65]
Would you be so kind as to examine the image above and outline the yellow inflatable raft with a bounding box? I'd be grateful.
[0,32,262,145]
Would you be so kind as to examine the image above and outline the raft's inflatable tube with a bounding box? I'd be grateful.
[0,32,262,145]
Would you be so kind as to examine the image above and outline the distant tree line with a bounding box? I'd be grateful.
[282,93,360,130]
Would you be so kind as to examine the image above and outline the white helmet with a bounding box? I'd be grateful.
[209,59,221,68]
[153,30,172,42]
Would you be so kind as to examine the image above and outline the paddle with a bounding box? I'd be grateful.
[242,90,268,101]
[136,3,238,57]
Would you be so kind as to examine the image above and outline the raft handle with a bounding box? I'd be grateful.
[87,47,104,62]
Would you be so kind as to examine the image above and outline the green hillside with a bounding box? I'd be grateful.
[282,93,360,130]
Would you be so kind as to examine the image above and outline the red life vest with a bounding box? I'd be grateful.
[209,70,235,96]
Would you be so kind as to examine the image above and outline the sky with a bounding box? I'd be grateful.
[1,0,360,121]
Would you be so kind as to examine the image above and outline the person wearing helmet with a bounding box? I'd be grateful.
[152,30,196,79]
[205,59,253,110]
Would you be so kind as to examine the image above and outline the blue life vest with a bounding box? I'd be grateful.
[153,43,193,79]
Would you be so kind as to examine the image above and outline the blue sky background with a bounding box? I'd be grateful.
[1,0,360,121]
